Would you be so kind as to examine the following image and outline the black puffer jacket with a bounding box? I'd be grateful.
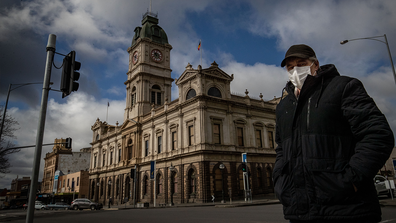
[273,64,394,222]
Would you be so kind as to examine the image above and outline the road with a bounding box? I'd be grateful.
[3,201,396,223]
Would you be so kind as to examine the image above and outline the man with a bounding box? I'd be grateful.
[273,44,394,223]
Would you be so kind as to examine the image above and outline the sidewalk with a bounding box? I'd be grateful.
[102,193,280,210]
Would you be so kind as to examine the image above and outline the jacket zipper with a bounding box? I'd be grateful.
[307,97,311,129]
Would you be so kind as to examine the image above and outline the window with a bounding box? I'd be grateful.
[151,85,161,105]
[268,131,274,148]
[110,151,113,165]
[238,169,244,191]
[131,86,136,106]
[145,140,149,156]
[213,124,221,144]
[172,131,177,150]
[77,177,79,186]
[143,176,148,195]
[157,136,162,153]
[118,148,121,162]
[67,179,70,187]
[215,169,222,192]
[116,179,119,197]
[266,167,273,188]
[256,130,262,148]
[186,89,196,100]
[153,27,160,36]
[188,125,194,146]
[257,168,262,188]
[208,87,221,98]
[94,155,97,168]
[128,139,133,160]
[171,172,178,193]
[237,127,244,146]
[188,169,196,194]
[96,134,99,141]
[157,174,162,194]
[103,153,106,167]
[63,180,65,188]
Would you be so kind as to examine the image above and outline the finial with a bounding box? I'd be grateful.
[259,93,263,100]
[245,89,249,96]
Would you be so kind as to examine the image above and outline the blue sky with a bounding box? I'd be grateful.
[1,0,396,189]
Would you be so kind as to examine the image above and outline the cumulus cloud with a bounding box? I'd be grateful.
[1,92,125,188]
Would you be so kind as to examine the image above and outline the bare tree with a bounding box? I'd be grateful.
[0,107,20,176]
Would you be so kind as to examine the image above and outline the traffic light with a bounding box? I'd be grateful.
[65,137,72,148]
[130,168,135,179]
[60,51,81,98]
[241,163,247,172]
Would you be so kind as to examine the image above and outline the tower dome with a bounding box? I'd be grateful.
[131,12,169,46]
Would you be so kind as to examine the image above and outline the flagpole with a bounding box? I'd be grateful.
[200,39,202,66]
[106,102,109,122]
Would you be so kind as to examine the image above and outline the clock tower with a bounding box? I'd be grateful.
[124,12,173,121]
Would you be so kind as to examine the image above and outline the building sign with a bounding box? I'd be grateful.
[53,170,62,193]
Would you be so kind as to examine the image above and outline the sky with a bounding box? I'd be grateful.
[1,0,396,189]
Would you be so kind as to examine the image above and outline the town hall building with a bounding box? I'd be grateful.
[88,11,278,206]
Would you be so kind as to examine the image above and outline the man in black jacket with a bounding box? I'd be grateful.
[274,44,394,223]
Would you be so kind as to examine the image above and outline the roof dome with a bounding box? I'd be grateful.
[131,12,169,46]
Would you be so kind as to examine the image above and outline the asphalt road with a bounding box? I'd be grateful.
[3,203,396,223]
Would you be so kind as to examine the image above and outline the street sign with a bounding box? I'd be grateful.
[150,161,156,180]
[242,153,247,163]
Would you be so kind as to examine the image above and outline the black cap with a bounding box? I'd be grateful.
[281,44,316,67]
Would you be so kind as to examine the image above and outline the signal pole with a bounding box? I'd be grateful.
[26,34,56,223]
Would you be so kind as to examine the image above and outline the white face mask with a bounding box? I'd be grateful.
[288,62,314,90]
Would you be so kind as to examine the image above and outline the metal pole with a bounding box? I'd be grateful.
[0,84,11,143]
[383,34,396,85]
[26,34,56,223]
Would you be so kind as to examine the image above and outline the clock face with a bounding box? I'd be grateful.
[132,51,138,65]
[151,49,163,62]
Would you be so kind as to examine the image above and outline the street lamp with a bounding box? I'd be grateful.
[169,163,175,206]
[219,163,225,203]
[0,82,50,143]
[340,34,396,85]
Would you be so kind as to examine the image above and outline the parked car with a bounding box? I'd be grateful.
[35,201,48,210]
[374,175,394,197]
[70,199,102,210]
[46,202,70,210]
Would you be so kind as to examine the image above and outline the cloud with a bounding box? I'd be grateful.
[0,92,125,188]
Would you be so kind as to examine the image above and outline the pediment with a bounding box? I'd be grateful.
[91,118,103,130]
[120,119,139,130]
[176,62,233,85]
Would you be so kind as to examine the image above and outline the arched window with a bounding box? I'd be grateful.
[96,134,99,141]
[131,86,136,106]
[238,169,243,191]
[188,169,196,195]
[257,167,263,189]
[116,178,119,197]
[125,177,130,199]
[156,173,162,195]
[215,169,222,192]
[143,175,149,195]
[171,172,178,194]
[186,89,196,100]
[100,181,104,196]
[151,85,162,105]
[266,167,273,189]
[208,87,221,98]
[128,139,133,160]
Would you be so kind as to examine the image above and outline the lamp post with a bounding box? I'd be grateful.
[219,163,225,203]
[340,34,396,85]
[169,163,175,206]
[0,82,48,143]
